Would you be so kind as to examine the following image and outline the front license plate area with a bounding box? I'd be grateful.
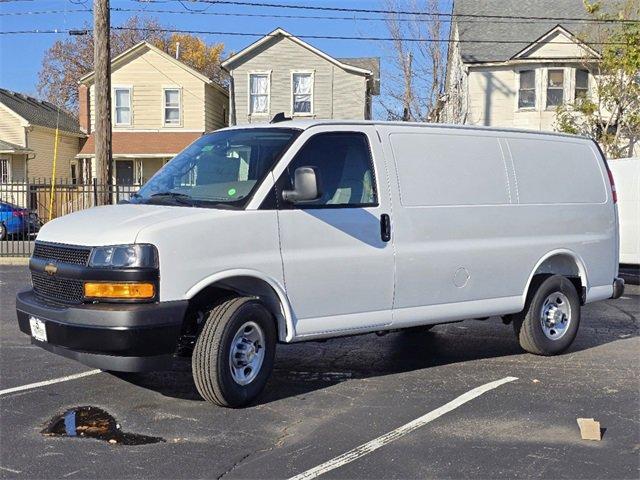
[29,316,48,342]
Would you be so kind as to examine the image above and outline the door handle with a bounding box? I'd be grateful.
[380,214,391,242]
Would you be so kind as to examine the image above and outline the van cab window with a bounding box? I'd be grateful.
[133,128,299,208]
[279,132,377,208]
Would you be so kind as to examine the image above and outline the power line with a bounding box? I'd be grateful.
[0,6,625,25]
[0,26,633,46]
[0,8,90,16]
[135,0,640,24]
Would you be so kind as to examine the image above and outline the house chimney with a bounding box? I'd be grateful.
[78,83,90,134]
[175,42,180,60]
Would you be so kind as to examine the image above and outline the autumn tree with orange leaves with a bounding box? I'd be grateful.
[37,16,225,113]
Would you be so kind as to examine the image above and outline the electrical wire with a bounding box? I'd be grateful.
[133,0,640,24]
[0,6,625,25]
[2,27,633,47]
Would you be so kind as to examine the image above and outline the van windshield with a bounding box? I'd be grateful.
[132,128,300,209]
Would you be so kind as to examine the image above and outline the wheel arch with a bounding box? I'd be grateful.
[524,249,588,304]
[184,269,295,343]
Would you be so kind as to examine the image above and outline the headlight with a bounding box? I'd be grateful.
[89,244,158,268]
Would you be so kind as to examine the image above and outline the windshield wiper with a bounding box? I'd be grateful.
[147,191,195,206]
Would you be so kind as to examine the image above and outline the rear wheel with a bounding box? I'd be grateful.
[513,275,580,355]
[0,223,6,241]
[192,297,276,407]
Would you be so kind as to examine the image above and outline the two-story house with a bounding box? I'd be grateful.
[222,28,380,124]
[443,0,599,131]
[77,41,229,185]
[0,88,85,183]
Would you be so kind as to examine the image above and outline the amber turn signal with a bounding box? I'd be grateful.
[84,282,155,299]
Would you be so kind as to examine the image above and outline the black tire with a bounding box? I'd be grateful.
[512,275,581,355]
[0,223,6,241]
[192,297,276,407]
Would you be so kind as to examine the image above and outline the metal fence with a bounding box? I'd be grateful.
[0,178,141,257]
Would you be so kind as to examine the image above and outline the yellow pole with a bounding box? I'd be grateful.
[48,126,60,222]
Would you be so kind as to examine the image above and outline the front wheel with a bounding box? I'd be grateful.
[192,297,276,407]
[0,223,6,241]
[513,275,581,355]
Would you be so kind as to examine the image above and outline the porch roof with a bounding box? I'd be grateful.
[0,139,32,154]
[78,131,203,157]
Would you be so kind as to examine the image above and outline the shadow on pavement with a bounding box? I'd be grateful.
[109,291,638,406]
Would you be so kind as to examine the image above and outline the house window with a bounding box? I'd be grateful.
[518,70,536,109]
[249,73,269,115]
[575,69,589,100]
[114,87,132,126]
[546,69,565,107]
[163,88,181,126]
[292,72,313,114]
[0,158,9,183]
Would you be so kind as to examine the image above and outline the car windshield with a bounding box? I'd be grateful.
[132,128,300,208]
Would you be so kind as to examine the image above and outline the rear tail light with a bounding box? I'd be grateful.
[12,210,27,217]
[606,167,617,204]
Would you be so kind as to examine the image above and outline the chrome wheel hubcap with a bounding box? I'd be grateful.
[540,292,571,340]
[229,321,265,386]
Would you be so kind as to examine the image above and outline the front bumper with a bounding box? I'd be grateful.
[16,289,188,372]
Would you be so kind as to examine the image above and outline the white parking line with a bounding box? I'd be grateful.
[289,376,518,480]
[0,369,102,397]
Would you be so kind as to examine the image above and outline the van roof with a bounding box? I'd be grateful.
[220,119,591,141]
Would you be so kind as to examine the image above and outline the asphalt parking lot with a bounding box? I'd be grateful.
[1,264,638,479]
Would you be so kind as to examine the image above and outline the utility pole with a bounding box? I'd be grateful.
[93,0,112,204]
[402,51,412,121]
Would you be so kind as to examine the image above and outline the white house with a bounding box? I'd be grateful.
[443,0,600,131]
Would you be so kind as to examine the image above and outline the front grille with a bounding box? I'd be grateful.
[33,242,91,266]
[31,272,85,305]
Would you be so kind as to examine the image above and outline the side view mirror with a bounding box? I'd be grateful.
[282,166,320,203]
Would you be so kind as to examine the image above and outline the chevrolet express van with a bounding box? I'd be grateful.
[17,120,625,407]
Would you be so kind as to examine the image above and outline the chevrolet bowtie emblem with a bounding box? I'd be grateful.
[44,263,58,276]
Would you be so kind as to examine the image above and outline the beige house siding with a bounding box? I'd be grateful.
[9,155,27,180]
[27,127,80,179]
[463,63,592,131]
[0,104,27,146]
[443,25,602,133]
[229,36,368,124]
[332,67,367,120]
[204,83,229,131]
[88,47,213,132]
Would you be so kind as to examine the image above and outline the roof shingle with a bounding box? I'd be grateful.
[454,0,591,63]
[0,88,82,134]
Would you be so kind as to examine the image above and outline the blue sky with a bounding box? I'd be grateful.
[0,0,422,97]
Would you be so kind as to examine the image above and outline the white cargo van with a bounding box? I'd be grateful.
[17,120,624,407]
[608,158,639,265]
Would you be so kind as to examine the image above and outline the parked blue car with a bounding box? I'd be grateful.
[0,201,40,240]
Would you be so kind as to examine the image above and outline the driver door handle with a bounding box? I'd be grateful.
[380,214,391,242]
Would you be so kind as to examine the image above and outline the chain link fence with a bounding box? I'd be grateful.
[0,179,141,257]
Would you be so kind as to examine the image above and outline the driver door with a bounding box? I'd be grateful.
[272,126,395,338]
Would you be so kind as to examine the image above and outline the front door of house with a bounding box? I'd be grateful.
[116,160,134,185]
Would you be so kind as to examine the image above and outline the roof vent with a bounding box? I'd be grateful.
[270,112,291,124]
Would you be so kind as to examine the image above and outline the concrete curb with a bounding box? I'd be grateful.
[0,257,30,265]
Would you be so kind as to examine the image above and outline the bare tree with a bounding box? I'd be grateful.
[381,0,447,122]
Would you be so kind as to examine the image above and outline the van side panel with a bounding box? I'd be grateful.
[380,125,616,328]
[383,127,519,320]
[506,138,607,204]
[504,136,616,291]
[392,133,511,206]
